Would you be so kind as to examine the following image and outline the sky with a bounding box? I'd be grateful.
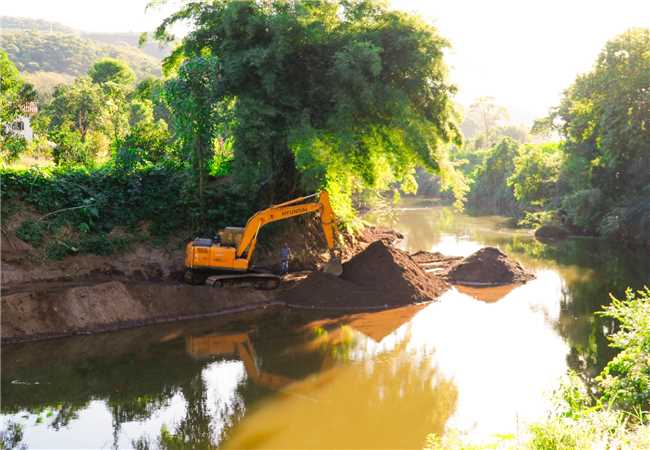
[2,0,649,125]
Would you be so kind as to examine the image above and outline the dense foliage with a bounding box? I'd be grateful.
[0,50,36,162]
[0,165,251,258]
[155,0,464,218]
[450,29,650,245]
[597,287,650,414]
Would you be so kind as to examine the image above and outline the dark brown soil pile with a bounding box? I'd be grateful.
[447,247,534,285]
[281,241,448,308]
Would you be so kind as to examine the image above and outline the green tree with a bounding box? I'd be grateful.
[89,58,136,143]
[553,28,650,200]
[87,57,137,86]
[46,77,103,143]
[508,142,564,207]
[114,99,172,171]
[466,137,520,214]
[165,56,224,218]
[0,50,32,163]
[155,0,462,217]
[43,76,105,165]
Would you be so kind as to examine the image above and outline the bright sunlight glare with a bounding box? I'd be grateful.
[2,0,649,123]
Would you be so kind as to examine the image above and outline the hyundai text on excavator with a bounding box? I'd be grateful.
[184,191,342,289]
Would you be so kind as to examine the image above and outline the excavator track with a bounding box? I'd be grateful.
[205,273,281,290]
[184,269,280,290]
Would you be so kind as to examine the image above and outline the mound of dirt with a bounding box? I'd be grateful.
[447,247,534,285]
[281,241,448,308]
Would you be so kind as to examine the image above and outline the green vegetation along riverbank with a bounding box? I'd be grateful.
[418,29,650,247]
[425,287,650,449]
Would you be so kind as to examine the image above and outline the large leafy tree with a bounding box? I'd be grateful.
[88,58,136,86]
[0,50,35,163]
[43,76,105,165]
[553,28,650,200]
[155,0,462,215]
[46,77,103,143]
[165,56,226,217]
[466,137,520,214]
[89,58,136,143]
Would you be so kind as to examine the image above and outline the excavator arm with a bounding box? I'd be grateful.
[236,191,337,264]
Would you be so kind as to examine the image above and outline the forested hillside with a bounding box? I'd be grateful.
[0,16,74,33]
[0,16,170,60]
[0,16,166,95]
[0,31,160,79]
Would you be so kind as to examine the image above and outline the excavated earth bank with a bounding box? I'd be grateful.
[1,282,279,343]
[1,227,410,343]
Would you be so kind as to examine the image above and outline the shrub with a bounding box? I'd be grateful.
[560,188,607,232]
[597,287,650,418]
[15,219,46,246]
[1,164,254,257]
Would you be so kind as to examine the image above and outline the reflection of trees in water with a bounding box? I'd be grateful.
[0,421,27,450]
[373,204,647,385]
[503,236,648,380]
[1,338,207,447]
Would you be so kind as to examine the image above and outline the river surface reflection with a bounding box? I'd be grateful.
[2,199,648,449]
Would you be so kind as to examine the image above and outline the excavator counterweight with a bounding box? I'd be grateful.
[184,191,341,288]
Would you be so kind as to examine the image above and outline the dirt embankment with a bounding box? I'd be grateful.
[1,226,406,343]
[2,281,279,343]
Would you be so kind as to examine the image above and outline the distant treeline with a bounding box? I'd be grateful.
[419,28,650,247]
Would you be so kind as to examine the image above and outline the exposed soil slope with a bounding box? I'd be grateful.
[447,247,534,285]
[281,241,448,307]
[1,224,409,343]
[2,281,277,343]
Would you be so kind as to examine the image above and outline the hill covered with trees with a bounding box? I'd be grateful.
[0,16,168,94]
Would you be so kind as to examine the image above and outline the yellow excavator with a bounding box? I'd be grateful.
[184,191,341,288]
[186,332,294,390]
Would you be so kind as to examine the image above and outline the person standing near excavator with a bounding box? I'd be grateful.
[280,243,291,275]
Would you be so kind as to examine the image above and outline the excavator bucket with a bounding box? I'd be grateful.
[323,256,343,276]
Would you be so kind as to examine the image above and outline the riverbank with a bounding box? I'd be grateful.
[0,226,423,343]
[2,207,542,344]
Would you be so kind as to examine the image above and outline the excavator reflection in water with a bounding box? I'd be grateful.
[183,304,428,393]
[185,332,294,391]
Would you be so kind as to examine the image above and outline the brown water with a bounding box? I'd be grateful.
[2,198,649,449]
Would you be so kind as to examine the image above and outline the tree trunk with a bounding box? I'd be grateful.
[196,133,206,224]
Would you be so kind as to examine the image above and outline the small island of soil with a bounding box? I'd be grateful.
[446,247,535,286]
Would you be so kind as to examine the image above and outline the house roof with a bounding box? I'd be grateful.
[22,102,38,116]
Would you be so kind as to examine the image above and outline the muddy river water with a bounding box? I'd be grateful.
[2,198,649,449]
